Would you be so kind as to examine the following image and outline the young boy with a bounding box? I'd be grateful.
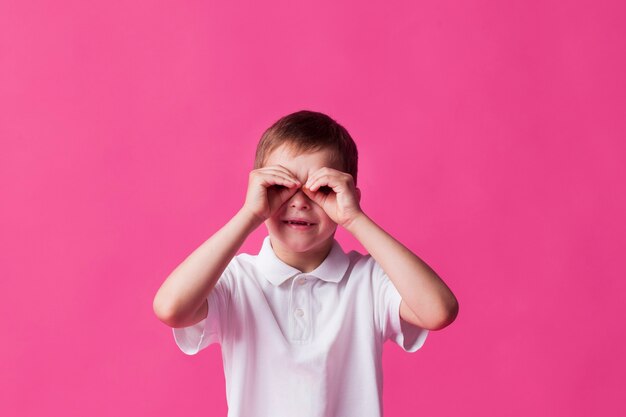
[153,110,458,417]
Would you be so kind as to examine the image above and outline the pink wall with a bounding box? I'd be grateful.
[1,1,625,416]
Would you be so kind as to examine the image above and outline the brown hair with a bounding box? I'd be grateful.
[254,110,359,185]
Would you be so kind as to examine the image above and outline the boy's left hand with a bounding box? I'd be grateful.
[301,167,363,228]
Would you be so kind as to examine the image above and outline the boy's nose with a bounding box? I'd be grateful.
[289,189,311,210]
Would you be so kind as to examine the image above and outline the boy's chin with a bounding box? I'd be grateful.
[270,233,334,253]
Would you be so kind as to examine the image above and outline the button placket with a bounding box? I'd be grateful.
[289,276,311,342]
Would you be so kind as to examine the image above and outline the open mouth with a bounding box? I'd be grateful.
[282,220,316,226]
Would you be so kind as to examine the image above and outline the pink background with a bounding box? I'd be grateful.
[1,1,625,416]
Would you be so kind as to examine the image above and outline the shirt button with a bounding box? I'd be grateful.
[294,308,304,317]
[298,278,306,285]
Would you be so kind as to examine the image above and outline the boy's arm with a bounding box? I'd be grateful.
[303,167,458,331]
[345,213,459,330]
[153,165,302,328]
[153,208,262,328]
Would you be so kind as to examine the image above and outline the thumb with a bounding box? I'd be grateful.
[278,185,300,205]
[269,185,298,212]
[280,186,300,203]
[301,187,325,206]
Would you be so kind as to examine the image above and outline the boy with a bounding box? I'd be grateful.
[153,110,458,417]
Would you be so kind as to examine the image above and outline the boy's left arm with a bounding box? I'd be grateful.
[303,168,459,331]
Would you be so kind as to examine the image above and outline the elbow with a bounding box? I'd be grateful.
[153,295,184,328]
[153,292,205,328]
[415,295,458,331]
[429,297,459,331]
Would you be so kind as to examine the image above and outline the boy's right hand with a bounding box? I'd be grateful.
[242,165,302,223]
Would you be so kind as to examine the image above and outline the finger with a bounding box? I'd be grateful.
[307,181,334,196]
[304,170,326,190]
[301,186,327,206]
[261,165,301,182]
[304,167,328,188]
[260,173,301,188]
[264,173,302,188]
[305,167,346,190]
[258,167,300,181]
[270,183,300,209]
[307,174,344,193]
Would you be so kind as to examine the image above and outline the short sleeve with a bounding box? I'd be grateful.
[172,262,235,355]
[373,260,428,352]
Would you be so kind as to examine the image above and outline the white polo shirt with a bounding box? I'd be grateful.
[173,236,428,417]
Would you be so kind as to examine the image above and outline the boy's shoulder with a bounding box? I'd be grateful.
[346,249,378,268]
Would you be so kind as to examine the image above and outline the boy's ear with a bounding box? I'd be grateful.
[356,187,361,203]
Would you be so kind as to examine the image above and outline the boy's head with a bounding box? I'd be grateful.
[254,110,358,185]
[255,110,360,270]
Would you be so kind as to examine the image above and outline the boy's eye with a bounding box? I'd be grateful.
[318,185,332,195]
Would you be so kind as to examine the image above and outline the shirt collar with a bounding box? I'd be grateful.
[257,235,350,286]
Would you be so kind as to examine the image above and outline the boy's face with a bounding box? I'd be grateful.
[263,144,342,260]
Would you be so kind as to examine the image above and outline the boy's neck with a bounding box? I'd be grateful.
[270,237,334,273]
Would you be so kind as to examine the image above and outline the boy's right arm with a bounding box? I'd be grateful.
[153,166,302,328]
